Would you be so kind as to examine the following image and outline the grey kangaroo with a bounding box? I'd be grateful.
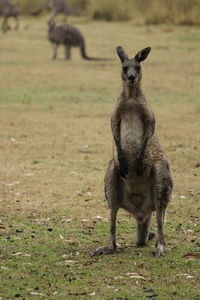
[91,46,173,257]
[32,0,79,23]
[48,21,109,61]
[0,0,20,32]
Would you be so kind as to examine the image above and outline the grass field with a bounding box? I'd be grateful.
[0,17,200,300]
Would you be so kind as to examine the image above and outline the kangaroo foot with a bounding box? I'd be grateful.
[91,246,116,257]
[136,242,147,247]
[154,245,164,257]
[136,232,155,247]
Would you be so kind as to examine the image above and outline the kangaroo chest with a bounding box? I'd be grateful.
[120,109,144,160]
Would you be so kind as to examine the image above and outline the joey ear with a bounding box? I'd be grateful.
[116,46,128,63]
[135,47,151,62]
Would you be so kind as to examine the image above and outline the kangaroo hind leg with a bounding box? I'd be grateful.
[136,214,154,247]
[52,43,58,60]
[64,46,71,60]
[153,160,173,257]
[2,17,10,32]
[91,160,121,256]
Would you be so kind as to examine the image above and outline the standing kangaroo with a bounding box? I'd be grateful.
[48,21,109,61]
[0,0,20,32]
[31,0,79,23]
[91,46,173,257]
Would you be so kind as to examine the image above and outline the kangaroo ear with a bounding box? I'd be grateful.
[116,46,128,63]
[135,47,151,62]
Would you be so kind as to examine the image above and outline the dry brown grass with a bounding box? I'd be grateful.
[0,18,200,300]
[0,18,200,219]
[1,102,199,218]
[13,0,200,24]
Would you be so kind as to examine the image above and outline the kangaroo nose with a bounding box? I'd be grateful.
[128,75,135,81]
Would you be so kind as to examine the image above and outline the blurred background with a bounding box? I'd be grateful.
[14,0,200,25]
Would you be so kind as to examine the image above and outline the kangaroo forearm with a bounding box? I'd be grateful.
[112,130,124,159]
[111,118,125,159]
[137,119,155,164]
[141,104,155,140]
[115,142,125,161]
[145,119,155,139]
[111,119,128,177]
[113,134,128,178]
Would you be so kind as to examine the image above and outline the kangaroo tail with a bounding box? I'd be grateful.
[80,44,112,61]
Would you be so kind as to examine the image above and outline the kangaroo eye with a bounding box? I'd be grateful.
[123,66,128,73]
[135,66,140,72]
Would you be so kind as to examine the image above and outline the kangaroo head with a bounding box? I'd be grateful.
[116,46,151,86]
[48,20,56,31]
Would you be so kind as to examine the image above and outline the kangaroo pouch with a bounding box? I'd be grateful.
[121,176,155,222]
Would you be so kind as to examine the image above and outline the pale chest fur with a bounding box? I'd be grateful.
[120,107,144,161]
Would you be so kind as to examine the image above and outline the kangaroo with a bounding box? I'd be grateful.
[91,46,173,257]
[48,21,110,61]
[31,0,79,23]
[0,0,20,32]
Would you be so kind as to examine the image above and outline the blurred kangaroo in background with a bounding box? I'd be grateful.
[0,0,20,32]
[32,0,79,23]
[91,46,173,258]
[48,21,110,61]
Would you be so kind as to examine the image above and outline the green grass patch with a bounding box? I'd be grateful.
[0,211,199,299]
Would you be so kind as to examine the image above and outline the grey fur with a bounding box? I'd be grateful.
[0,0,20,32]
[48,22,107,61]
[91,46,173,258]
[32,0,79,23]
